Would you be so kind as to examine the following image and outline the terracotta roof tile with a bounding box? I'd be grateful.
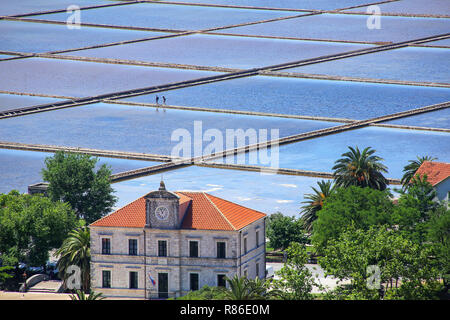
[204,193,266,230]
[414,161,450,186]
[90,196,146,228]
[177,192,235,231]
[90,191,266,231]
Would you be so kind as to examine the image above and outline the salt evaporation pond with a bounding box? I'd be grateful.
[0,102,337,155]
[0,148,161,195]
[122,75,450,120]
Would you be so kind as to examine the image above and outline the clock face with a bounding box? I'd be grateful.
[155,206,169,221]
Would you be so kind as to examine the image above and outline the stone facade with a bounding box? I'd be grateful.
[89,182,266,299]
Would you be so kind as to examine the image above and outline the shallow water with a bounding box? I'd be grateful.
[287,46,450,83]
[67,34,371,69]
[0,102,336,155]
[219,126,450,179]
[427,38,450,46]
[112,164,330,216]
[122,75,450,119]
[0,0,110,16]
[0,93,63,112]
[384,108,450,129]
[0,20,167,53]
[0,148,161,195]
[346,0,450,16]
[213,13,450,43]
[32,2,295,31]
[0,58,219,97]
[167,0,371,10]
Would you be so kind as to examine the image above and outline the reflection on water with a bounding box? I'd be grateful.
[346,0,450,16]
[214,14,450,43]
[385,108,450,129]
[0,94,61,112]
[32,2,294,30]
[221,126,450,179]
[0,20,167,53]
[0,102,336,155]
[288,47,450,83]
[112,165,329,216]
[123,76,450,120]
[68,34,370,69]
[0,0,107,16]
[0,58,219,97]
[167,0,370,10]
[0,149,161,194]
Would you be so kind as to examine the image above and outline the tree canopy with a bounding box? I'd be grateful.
[332,146,389,191]
[311,186,394,251]
[266,212,307,250]
[0,191,78,268]
[41,151,117,224]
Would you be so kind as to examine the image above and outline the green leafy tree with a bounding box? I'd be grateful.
[269,242,319,300]
[311,186,393,251]
[332,146,389,191]
[56,226,91,292]
[0,266,14,289]
[400,156,437,189]
[0,191,77,268]
[320,225,442,300]
[266,213,307,251]
[41,151,117,224]
[426,205,450,289]
[392,175,439,244]
[300,180,336,233]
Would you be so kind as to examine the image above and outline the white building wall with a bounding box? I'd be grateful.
[89,217,266,299]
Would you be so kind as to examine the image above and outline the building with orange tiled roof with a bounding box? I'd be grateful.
[89,181,266,299]
[414,161,450,202]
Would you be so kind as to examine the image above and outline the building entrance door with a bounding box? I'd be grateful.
[158,273,168,298]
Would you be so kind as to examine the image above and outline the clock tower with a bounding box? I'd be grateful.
[144,180,181,229]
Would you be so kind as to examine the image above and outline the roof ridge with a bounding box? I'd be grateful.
[205,193,267,216]
[203,193,236,231]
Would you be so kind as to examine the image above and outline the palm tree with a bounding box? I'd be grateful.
[332,146,389,191]
[224,275,267,300]
[56,226,90,292]
[70,289,105,300]
[400,156,437,189]
[300,180,335,233]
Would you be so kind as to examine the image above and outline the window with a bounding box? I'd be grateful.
[217,242,226,259]
[129,271,138,289]
[217,274,226,287]
[256,262,260,278]
[190,273,199,291]
[256,230,259,247]
[244,269,248,278]
[158,240,167,257]
[102,238,111,255]
[129,239,138,256]
[189,241,199,258]
[243,237,247,254]
[102,270,111,288]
